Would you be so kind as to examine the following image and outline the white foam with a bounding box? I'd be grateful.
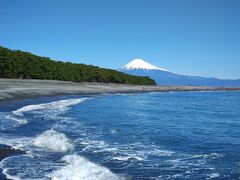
[203,153,223,159]
[49,155,123,180]
[110,129,117,134]
[112,148,174,162]
[0,113,28,130]
[2,167,21,180]
[0,136,32,151]
[112,155,144,161]
[6,115,28,125]
[81,139,174,162]
[140,147,175,157]
[0,154,60,180]
[208,173,220,179]
[13,98,88,116]
[33,129,72,152]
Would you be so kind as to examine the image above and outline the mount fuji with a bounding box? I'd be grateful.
[121,59,240,87]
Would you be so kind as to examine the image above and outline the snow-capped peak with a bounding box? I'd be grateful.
[123,59,168,71]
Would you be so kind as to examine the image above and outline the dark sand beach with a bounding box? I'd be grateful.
[0,79,239,103]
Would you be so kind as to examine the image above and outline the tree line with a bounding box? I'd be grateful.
[0,46,156,85]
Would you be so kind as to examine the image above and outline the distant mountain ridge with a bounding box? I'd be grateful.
[121,59,240,87]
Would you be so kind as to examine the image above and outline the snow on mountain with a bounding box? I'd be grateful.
[121,59,240,87]
[123,59,168,71]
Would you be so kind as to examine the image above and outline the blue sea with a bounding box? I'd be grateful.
[0,91,240,179]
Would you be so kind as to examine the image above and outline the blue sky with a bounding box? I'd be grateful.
[1,0,240,79]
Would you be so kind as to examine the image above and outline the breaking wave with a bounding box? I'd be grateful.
[33,129,72,152]
[49,155,123,180]
[12,98,88,116]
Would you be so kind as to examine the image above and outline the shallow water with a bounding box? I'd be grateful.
[0,91,240,179]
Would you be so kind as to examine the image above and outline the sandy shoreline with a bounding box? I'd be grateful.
[0,78,240,103]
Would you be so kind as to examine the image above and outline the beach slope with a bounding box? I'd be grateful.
[0,79,239,102]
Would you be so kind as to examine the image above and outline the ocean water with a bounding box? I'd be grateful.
[0,91,240,179]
